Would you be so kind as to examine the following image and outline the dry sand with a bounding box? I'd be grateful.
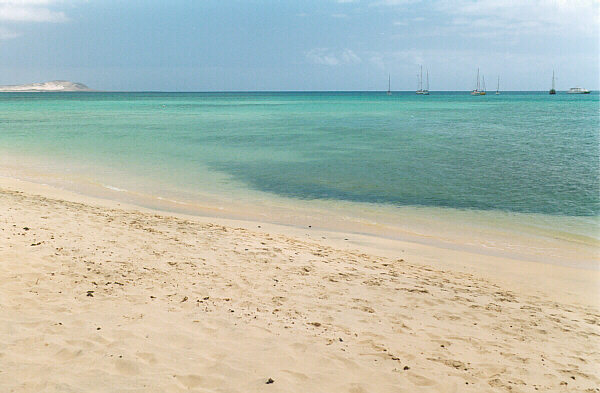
[1,178,599,392]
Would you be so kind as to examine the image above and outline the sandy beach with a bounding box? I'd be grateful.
[1,176,599,392]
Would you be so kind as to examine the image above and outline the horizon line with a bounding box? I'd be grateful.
[1,90,597,93]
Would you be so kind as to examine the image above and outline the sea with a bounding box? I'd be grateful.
[1,91,598,267]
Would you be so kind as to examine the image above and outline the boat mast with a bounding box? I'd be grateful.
[482,75,486,92]
[426,70,429,91]
[476,68,480,91]
[552,70,555,91]
[497,76,499,93]
[420,65,423,91]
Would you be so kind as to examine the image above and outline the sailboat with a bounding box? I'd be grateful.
[549,70,556,95]
[416,65,424,94]
[481,75,486,95]
[387,74,392,96]
[471,68,483,95]
[496,76,500,95]
[422,70,430,95]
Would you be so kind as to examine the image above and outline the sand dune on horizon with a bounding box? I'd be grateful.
[0,80,93,92]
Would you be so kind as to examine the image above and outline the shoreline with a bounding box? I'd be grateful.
[1,175,598,306]
[0,156,598,271]
[1,175,599,392]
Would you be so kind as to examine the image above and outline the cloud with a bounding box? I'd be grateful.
[0,1,56,4]
[0,0,68,23]
[0,4,67,22]
[435,0,599,37]
[340,49,361,63]
[0,0,67,40]
[371,0,421,6]
[306,48,362,66]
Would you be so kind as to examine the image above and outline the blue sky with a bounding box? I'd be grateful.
[0,0,598,91]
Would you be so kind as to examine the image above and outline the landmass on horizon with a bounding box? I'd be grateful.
[0,80,93,92]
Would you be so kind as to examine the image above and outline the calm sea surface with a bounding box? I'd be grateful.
[1,91,598,249]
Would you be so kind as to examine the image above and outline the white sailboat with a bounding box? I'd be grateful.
[471,68,483,95]
[496,76,500,95]
[422,70,430,95]
[481,75,486,95]
[549,70,556,95]
[387,74,392,96]
[416,65,424,94]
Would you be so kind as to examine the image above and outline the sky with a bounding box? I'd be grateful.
[0,0,598,91]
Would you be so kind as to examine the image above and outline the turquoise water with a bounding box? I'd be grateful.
[0,91,598,222]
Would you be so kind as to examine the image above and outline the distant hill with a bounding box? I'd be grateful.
[0,80,93,92]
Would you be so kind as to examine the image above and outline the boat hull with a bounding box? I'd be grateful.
[567,88,590,94]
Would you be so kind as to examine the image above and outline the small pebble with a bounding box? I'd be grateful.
[266,378,274,384]
[403,366,410,370]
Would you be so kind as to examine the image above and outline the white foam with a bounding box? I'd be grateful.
[102,184,127,192]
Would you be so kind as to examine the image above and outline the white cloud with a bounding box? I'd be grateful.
[0,0,68,23]
[0,0,67,40]
[371,0,421,6]
[435,0,599,37]
[340,49,361,63]
[306,48,362,66]
[0,4,67,22]
[332,13,348,18]
[0,1,56,4]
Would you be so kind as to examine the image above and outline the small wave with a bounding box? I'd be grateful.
[156,196,189,205]
[102,184,127,192]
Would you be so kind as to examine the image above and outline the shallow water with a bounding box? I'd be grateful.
[0,91,598,264]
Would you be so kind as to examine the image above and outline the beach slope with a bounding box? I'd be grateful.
[0,182,598,392]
